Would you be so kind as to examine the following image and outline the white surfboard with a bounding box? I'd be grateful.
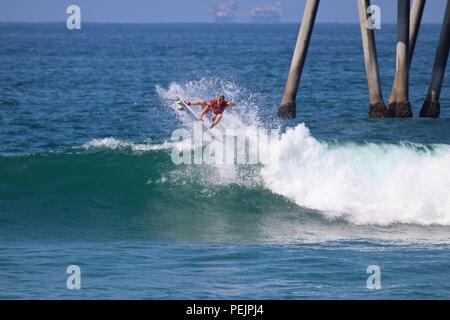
[177,97,212,132]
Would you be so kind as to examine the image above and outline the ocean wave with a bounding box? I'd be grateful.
[1,132,450,229]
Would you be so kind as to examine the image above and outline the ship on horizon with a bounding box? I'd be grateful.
[250,1,283,23]
[211,0,237,23]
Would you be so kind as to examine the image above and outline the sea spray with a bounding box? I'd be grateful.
[170,121,280,167]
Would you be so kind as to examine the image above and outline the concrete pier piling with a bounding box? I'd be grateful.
[357,0,387,118]
[420,0,450,118]
[278,0,320,119]
[387,0,413,118]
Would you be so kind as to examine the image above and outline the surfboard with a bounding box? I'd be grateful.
[177,97,212,132]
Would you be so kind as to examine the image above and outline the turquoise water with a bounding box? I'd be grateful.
[1,23,450,299]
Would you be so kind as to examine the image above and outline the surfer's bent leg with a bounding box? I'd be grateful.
[210,113,222,129]
[190,100,207,107]
[199,104,211,121]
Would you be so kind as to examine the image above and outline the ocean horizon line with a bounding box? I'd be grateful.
[0,21,443,25]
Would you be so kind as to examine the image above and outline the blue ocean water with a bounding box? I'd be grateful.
[1,23,450,299]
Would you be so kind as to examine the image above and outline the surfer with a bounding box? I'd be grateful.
[182,94,236,129]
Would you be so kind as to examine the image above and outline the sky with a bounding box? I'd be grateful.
[0,0,447,23]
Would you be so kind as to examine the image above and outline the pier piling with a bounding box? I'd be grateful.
[278,0,320,118]
[387,0,413,117]
[357,0,387,118]
[420,0,450,118]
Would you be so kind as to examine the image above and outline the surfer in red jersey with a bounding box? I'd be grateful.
[183,94,236,129]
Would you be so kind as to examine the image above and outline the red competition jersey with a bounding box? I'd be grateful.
[208,99,229,115]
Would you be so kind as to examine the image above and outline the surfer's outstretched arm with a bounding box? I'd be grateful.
[199,105,210,120]
[226,102,236,107]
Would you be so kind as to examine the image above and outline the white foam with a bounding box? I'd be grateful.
[261,124,450,226]
[82,137,177,152]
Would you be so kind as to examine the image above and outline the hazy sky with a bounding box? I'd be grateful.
[0,0,447,23]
